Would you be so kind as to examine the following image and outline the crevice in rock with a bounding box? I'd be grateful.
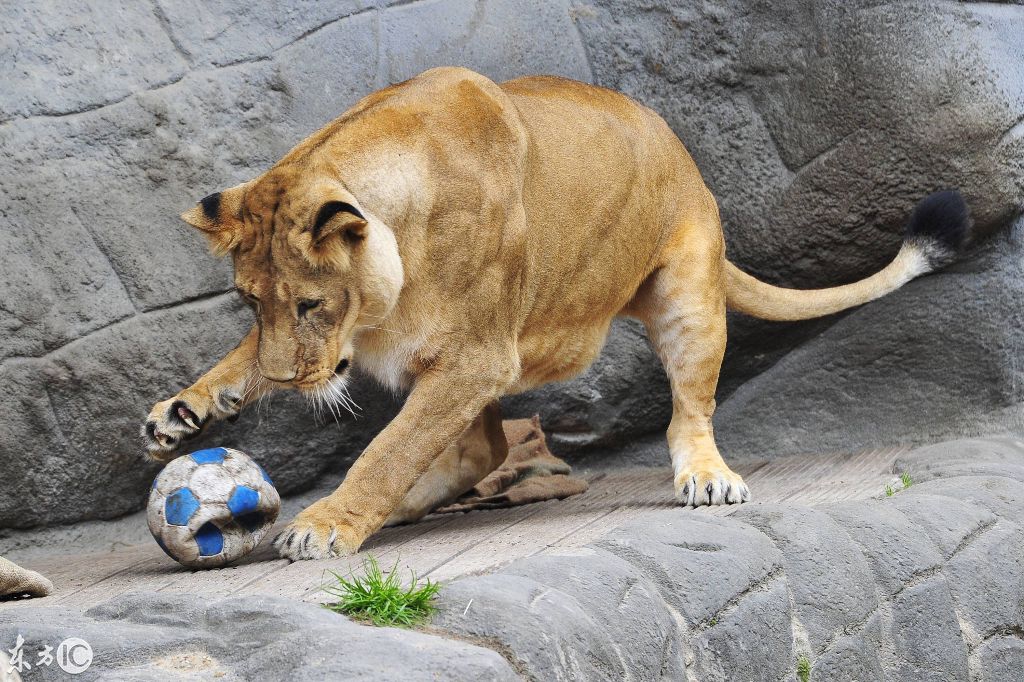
[978,623,1024,644]
[789,128,860,181]
[695,563,785,633]
[449,0,489,54]
[526,587,550,610]
[615,576,638,610]
[0,309,136,370]
[40,382,85,469]
[747,95,797,176]
[997,111,1024,147]
[661,598,700,682]
[0,290,236,371]
[0,71,189,128]
[149,0,194,66]
[421,627,532,681]
[140,287,236,314]
[783,579,812,673]
[666,541,725,552]
[949,0,1024,12]
[68,204,138,314]
[946,517,998,562]
[268,5,378,59]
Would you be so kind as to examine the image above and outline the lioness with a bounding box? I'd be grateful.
[144,67,967,560]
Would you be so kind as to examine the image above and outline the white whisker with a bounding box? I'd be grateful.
[356,323,403,336]
[320,382,341,424]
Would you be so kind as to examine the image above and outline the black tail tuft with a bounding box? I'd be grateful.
[903,189,970,269]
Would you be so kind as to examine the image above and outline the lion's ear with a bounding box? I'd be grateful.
[180,181,250,255]
[311,201,368,245]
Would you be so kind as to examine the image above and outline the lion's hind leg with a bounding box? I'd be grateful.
[634,226,750,507]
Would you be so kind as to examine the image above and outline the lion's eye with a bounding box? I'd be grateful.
[297,299,323,317]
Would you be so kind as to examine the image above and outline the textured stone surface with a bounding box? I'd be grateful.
[0,1,189,121]
[433,437,1024,680]
[717,228,1024,460]
[0,592,516,681]
[978,637,1024,682]
[729,505,878,653]
[574,0,1024,281]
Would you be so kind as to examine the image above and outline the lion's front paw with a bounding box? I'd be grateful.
[675,464,750,507]
[142,395,211,460]
[274,500,362,561]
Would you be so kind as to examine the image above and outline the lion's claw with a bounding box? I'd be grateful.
[275,502,359,561]
[142,396,209,459]
[675,466,750,506]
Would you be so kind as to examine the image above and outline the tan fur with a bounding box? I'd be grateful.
[145,68,937,559]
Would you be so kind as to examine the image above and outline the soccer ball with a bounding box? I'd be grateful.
[147,447,280,569]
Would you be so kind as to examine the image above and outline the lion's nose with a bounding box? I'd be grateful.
[259,364,298,382]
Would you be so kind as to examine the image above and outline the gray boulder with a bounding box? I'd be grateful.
[574,0,1023,280]
[433,437,1024,681]
[716,224,1024,460]
[0,591,516,681]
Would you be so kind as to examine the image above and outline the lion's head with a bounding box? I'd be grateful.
[182,166,404,396]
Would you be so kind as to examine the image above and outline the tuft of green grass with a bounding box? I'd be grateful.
[321,556,441,628]
[885,471,914,497]
[796,655,811,682]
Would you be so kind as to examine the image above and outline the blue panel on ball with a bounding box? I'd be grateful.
[189,447,227,464]
[164,488,200,526]
[228,486,260,516]
[256,464,274,486]
[195,522,224,556]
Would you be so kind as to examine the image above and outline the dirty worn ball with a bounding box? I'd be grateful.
[147,447,280,569]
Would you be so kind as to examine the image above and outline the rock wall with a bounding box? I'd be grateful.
[2,0,1022,528]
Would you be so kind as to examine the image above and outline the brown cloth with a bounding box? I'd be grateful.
[436,415,588,514]
[0,555,52,600]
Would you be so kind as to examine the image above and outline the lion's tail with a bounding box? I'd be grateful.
[725,190,969,322]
